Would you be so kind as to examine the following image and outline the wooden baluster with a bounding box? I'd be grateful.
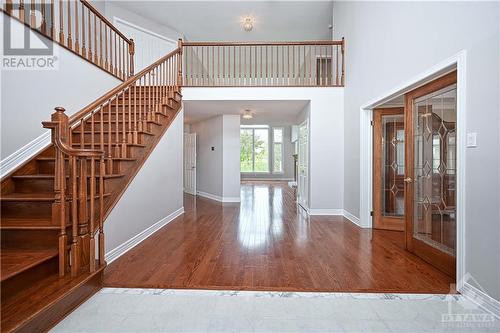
[132,83,137,144]
[341,38,345,86]
[74,0,79,53]
[58,0,64,44]
[107,98,112,160]
[138,77,142,132]
[121,89,127,157]
[81,2,86,57]
[99,106,104,154]
[114,94,119,157]
[40,0,46,34]
[177,40,183,87]
[119,38,123,79]
[50,0,54,39]
[105,26,108,71]
[129,39,135,77]
[303,45,306,86]
[30,0,35,29]
[87,7,92,61]
[98,156,105,267]
[80,119,84,149]
[281,45,284,86]
[94,14,98,64]
[70,155,79,277]
[77,155,87,269]
[66,0,72,48]
[99,20,103,66]
[127,87,132,142]
[89,155,95,273]
[5,0,13,15]
[310,45,313,86]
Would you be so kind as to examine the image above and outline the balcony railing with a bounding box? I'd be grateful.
[181,40,345,87]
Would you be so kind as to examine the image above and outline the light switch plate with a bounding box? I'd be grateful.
[466,132,477,148]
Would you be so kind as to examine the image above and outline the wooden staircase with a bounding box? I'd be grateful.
[1,48,183,332]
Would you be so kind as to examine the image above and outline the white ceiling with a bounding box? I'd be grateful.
[184,100,309,124]
[111,1,334,41]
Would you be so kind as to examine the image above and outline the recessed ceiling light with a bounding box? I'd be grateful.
[242,109,253,119]
[241,16,254,32]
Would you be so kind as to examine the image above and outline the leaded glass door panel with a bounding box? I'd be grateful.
[405,71,457,277]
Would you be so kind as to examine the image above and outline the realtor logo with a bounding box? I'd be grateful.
[2,2,58,70]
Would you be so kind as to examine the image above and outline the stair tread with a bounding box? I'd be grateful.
[1,263,104,332]
[1,247,58,282]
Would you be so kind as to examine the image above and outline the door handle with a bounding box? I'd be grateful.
[404,177,413,183]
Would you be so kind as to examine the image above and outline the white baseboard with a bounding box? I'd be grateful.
[197,190,241,203]
[0,131,51,178]
[105,207,185,264]
[460,282,500,320]
[343,209,365,228]
[308,208,343,216]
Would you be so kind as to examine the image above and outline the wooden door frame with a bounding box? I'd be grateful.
[404,71,457,277]
[359,51,466,288]
[372,107,405,231]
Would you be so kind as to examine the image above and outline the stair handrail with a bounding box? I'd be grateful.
[2,0,135,79]
[42,41,183,278]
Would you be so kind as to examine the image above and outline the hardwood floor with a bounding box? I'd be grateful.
[104,181,455,293]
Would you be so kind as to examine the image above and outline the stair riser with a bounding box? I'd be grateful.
[83,121,159,132]
[1,201,52,219]
[11,176,117,194]
[1,255,59,304]
[1,228,59,248]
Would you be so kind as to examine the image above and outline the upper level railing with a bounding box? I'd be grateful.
[181,39,345,87]
[3,0,134,80]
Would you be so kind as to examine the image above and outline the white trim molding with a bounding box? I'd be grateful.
[308,208,343,216]
[359,50,467,287]
[197,191,241,203]
[0,131,51,179]
[343,210,363,227]
[105,207,185,264]
[461,282,500,320]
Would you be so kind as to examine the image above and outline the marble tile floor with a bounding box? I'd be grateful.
[51,288,500,333]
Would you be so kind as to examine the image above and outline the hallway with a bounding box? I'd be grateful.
[104,182,453,293]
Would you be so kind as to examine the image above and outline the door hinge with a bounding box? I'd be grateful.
[370,211,374,217]
[370,120,373,126]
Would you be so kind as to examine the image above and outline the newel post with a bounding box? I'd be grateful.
[45,107,70,276]
[128,38,135,77]
[177,38,183,87]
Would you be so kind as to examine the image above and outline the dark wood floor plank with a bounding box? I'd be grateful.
[104,181,454,293]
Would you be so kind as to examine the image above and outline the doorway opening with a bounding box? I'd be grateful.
[371,70,459,279]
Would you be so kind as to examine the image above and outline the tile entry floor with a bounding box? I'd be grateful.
[51,288,500,332]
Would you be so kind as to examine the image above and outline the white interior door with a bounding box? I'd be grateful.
[114,18,177,72]
[297,120,309,210]
[184,133,197,195]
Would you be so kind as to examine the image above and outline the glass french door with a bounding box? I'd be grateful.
[373,108,405,231]
[405,71,457,277]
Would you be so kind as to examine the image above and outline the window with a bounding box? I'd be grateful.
[240,126,269,173]
[273,128,283,173]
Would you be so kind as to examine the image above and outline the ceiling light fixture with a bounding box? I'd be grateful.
[242,109,253,119]
[241,16,254,32]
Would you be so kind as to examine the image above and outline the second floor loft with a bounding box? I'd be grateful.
[2,1,345,88]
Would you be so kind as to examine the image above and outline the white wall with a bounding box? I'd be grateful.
[222,115,241,200]
[1,15,121,160]
[190,114,241,201]
[105,110,184,256]
[183,88,344,212]
[191,115,223,198]
[334,1,500,300]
